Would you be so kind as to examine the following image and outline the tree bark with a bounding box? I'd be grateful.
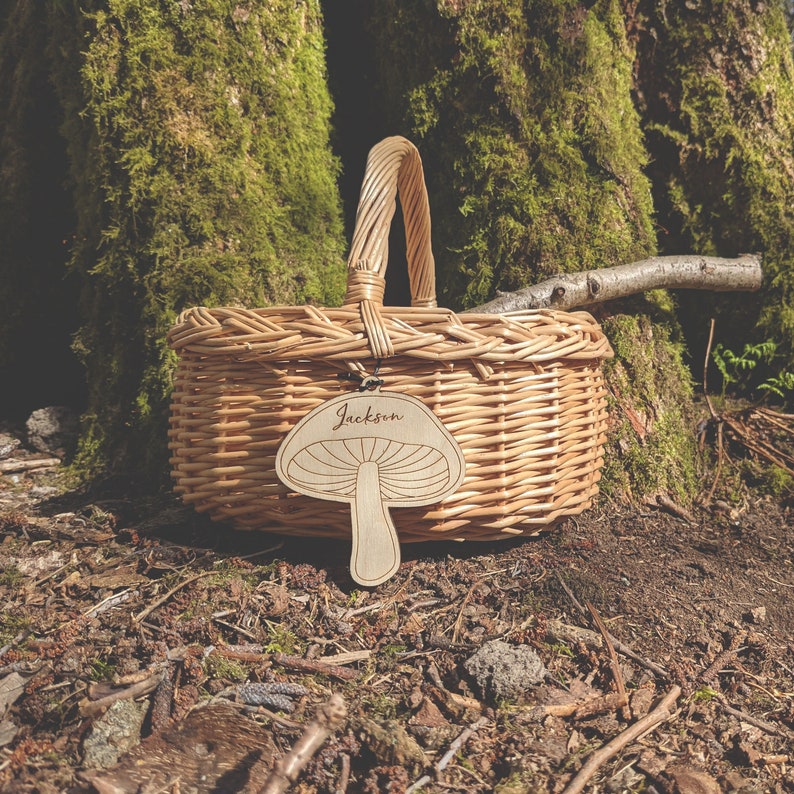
[468,254,762,314]
[45,0,346,478]
[631,0,794,363]
[367,0,657,309]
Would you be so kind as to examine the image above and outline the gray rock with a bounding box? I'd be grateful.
[464,639,548,701]
[82,698,149,769]
[25,406,79,456]
[0,432,21,459]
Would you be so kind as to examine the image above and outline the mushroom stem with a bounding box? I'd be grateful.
[350,461,401,586]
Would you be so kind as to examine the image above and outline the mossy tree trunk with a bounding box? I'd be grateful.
[367,0,657,309]
[632,0,794,374]
[361,0,702,503]
[4,0,792,503]
[45,0,346,477]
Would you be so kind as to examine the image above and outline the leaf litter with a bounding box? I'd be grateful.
[0,454,793,792]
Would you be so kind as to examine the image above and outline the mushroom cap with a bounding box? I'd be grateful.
[276,390,465,506]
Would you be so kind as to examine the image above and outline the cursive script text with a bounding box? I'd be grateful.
[332,402,404,431]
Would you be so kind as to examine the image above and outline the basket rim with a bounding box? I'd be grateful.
[167,303,614,365]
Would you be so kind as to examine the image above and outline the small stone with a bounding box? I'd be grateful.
[464,640,548,702]
[82,698,149,769]
[667,764,721,794]
[630,686,655,719]
[0,433,21,459]
[25,406,79,456]
[409,697,448,728]
[746,606,766,624]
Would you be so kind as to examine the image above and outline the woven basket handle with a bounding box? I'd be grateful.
[344,137,437,317]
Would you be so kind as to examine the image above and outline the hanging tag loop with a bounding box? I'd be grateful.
[358,374,383,392]
[337,361,384,392]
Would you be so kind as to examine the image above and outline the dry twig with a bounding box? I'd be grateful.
[700,328,794,498]
[702,318,726,505]
[543,691,628,719]
[256,693,347,794]
[335,752,351,794]
[722,414,794,476]
[557,574,668,680]
[654,494,697,525]
[208,647,359,681]
[561,685,682,794]
[78,670,164,718]
[272,652,359,681]
[587,602,629,720]
[699,630,746,687]
[471,254,762,313]
[0,457,61,474]
[406,716,489,793]
[132,571,215,625]
[719,699,794,741]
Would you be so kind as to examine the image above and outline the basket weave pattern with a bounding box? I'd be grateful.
[168,137,613,543]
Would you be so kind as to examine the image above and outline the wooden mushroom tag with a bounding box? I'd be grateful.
[276,387,466,586]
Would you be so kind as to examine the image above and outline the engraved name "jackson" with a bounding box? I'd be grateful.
[332,401,405,431]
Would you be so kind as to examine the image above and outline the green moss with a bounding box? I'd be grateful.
[0,614,30,646]
[47,0,347,478]
[494,772,540,793]
[369,0,656,308]
[600,313,700,503]
[742,461,794,499]
[264,622,300,655]
[635,0,794,371]
[204,654,248,682]
[0,565,24,588]
[690,685,719,704]
[89,658,117,682]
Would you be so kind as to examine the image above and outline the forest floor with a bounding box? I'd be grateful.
[0,437,793,793]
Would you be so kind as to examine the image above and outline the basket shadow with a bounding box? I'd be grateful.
[137,508,549,591]
[34,485,558,592]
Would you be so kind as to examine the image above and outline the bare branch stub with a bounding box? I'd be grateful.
[468,253,762,314]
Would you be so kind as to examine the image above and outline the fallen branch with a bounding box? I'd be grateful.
[561,684,682,794]
[587,602,629,720]
[469,254,762,313]
[556,573,669,680]
[0,457,61,474]
[719,699,794,741]
[256,693,347,794]
[78,670,164,718]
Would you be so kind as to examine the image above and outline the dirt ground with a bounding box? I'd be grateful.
[1,447,793,793]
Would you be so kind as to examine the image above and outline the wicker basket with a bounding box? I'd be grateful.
[168,136,613,545]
